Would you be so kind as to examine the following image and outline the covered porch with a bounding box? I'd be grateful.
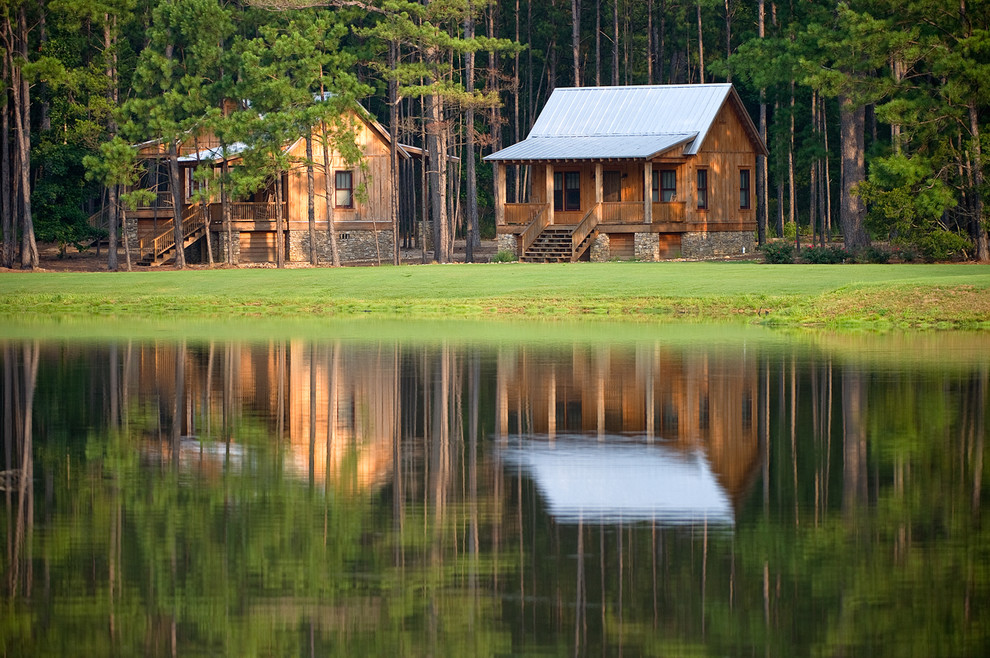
[493,159,690,261]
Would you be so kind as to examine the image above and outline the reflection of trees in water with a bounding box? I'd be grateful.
[0,339,987,655]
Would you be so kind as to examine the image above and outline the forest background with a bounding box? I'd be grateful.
[0,0,987,269]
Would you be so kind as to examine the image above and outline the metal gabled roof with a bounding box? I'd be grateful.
[486,83,765,162]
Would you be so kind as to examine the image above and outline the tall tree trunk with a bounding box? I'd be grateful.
[464,16,477,263]
[788,82,796,233]
[426,93,449,263]
[970,104,988,261]
[105,17,119,271]
[306,133,317,265]
[595,0,601,85]
[274,173,285,268]
[14,7,36,269]
[723,0,731,82]
[2,18,12,268]
[167,142,185,268]
[658,0,666,84]
[321,124,340,266]
[756,0,766,245]
[838,93,869,251]
[221,156,232,265]
[572,0,581,86]
[389,40,401,265]
[823,95,832,240]
[612,0,619,86]
[696,0,704,83]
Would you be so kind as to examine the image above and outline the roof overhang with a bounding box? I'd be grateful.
[485,133,698,163]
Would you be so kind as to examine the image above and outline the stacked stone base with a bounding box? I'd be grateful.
[289,229,394,264]
[502,229,754,262]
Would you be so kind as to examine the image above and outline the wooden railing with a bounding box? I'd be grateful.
[87,208,110,232]
[652,201,686,223]
[601,201,645,224]
[209,202,284,223]
[504,202,544,225]
[519,205,550,255]
[571,203,600,261]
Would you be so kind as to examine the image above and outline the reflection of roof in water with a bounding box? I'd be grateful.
[500,435,734,526]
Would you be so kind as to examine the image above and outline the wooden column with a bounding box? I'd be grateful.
[494,161,506,226]
[595,163,603,206]
[545,163,555,225]
[643,161,653,224]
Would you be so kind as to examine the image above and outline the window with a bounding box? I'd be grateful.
[740,169,751,210]
[335,170,354,208]
[185,167,208,202]
[659,170,676,202]
[553,171,581,211]
[651,170,677,203]
[603,170,621,202]
[697,169,708,210]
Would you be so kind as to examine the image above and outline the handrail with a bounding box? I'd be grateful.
[519,205,550,255]
[570,203,600,261]
[139,205,209,263]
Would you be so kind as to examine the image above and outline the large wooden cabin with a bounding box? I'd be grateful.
[486,84,768,261]
[128,103,417,266]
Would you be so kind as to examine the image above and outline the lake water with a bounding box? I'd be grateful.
[1,325,988,656]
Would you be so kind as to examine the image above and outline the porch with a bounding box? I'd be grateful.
[493,161,689,262]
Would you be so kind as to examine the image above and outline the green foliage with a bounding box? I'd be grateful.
[916,229,972,263]
[762,241,795,264]
[856,245,891,264]
[32,142,101,248]
[491,250,517,263]
[801,245,850,264]
[859,154,958,243]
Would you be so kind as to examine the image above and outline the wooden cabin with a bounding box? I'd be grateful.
[485,84,768,261]
[130,103,417,266]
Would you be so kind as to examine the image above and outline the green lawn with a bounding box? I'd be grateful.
[2,261,989,329]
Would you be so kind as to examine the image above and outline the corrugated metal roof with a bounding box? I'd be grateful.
[177,142,249,163]
[487,133,697,161]
[486,83,740,162]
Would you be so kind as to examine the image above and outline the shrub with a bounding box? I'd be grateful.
[916,230,972,262]
[894,245,917,263]
[491,250,517,263]
[762,241,795,264]
[801,245,850,264]
[856,246,891,264]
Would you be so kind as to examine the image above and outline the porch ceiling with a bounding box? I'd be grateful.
[484,133,697,163]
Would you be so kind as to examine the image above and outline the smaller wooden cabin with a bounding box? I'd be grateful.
[485,84,768,261]
[130,103,417,265]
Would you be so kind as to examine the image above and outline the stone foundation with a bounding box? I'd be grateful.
[681,231,755,259]
[496,234,518,257]
[290,229,395,264]
[590,233,610,262]
[216,230,240,264]
[634,233,660,262]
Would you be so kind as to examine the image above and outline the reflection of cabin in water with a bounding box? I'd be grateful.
[133,342,396,491]
[128,101,418,266]
[486,84,767,261]
[494,345,760,510]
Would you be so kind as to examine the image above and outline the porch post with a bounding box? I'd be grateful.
[545,163,555,226]
[643,161,653,224]
[595,162,603,206]
[494,161,505,227]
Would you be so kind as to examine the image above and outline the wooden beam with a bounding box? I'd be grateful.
[546,164,555,226]
[643,162,653,224]
[494,162,506,226]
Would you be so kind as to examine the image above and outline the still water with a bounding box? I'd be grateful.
[1,326,988,656]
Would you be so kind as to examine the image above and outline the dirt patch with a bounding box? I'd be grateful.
[2,239,500,273]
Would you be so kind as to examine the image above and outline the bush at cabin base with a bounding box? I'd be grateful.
[762,242,795,264]
[802,246,850,264]
[491,250,517,263]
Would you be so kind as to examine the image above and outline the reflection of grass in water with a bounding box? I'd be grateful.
[1,262,988,329]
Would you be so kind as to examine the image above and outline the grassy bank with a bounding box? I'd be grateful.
[2,262,989,330]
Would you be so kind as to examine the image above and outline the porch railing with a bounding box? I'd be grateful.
[652,201,686,223]
[519,205,550,254]
[601,201,645,224]
[504,202,544,225]
[571,203,601,261]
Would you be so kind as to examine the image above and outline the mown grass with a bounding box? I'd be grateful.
[2,261,989,330]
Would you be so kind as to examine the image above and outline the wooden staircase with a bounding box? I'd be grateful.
[521,227,592,262]
[137,206,209,266]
